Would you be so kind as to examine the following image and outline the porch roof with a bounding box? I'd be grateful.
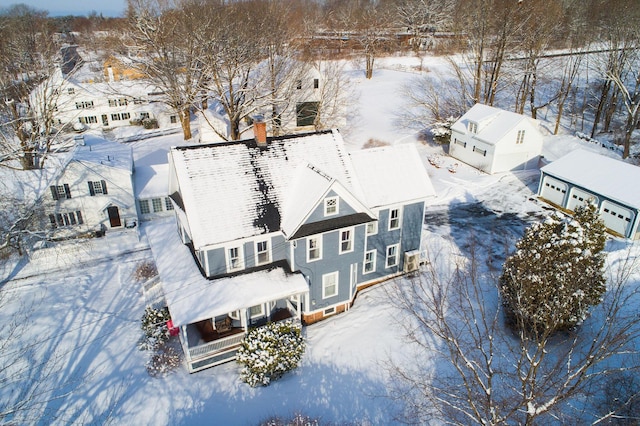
[145,218,308,327]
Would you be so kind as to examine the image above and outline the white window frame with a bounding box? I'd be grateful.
[255,240,270,265]
[468,122,478,133]
[389,208,401,231]
[386,244,399,268]
[226,246,244,272]
[307,236,322,262]
[322,271,339,299]
[249,304,264,318]
[339,227,354,254]
[516,129,525,144]
[324,196,338,216]
[366,221,378,236]
[363,250,376,274]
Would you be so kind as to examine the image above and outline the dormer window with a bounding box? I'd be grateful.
[516,129,525,144]
[468,122,478,134]
[324,196,338,216]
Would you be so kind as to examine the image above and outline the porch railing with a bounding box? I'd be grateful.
[189,332,245,359]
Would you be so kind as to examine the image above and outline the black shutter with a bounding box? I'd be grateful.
[49,214,57,228]
[76,211,83,224]
[101,180,108,194]
[88,181,95,196]
[50,186,59,200]
[63,184,71,199]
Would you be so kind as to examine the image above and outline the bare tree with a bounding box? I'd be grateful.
[0,5,70,170]
[387,237,640,424]
[126,0,209,140]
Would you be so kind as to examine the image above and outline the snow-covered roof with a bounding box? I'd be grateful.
[169,129,364,249]
[349,143,436,208]
[451,103,538,146]
[541,150,640,210]
[72,136,133,172]
[146,218,308,326]
[135,164,168,198]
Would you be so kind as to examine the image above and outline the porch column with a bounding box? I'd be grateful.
[180,325,191,363]
[296,294,301,320]
[240,308,248,332]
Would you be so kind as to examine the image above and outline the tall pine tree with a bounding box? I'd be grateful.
[500,202,606,335]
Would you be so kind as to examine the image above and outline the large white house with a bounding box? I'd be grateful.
[449,103,543,174]
[538,149,640,240]
[46,136,138,236]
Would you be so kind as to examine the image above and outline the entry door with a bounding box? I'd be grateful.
[107,206,121,227]
[102,114,109,126]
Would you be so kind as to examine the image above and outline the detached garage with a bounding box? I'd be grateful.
[538,150,640,240]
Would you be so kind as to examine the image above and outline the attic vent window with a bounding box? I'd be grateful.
[324,196,338,216]
[516,129,525,144]
[468,122,478,134]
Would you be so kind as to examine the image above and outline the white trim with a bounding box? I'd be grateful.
[388,207,402,231]
[225,245,244,273]
[324,195,339,216]
[248,303,264,318]
[307,235,322,262]
[366,221,378,236]
[322,271,339,299]
[385,244,400,268]
[339,227,354,254]
[323,306,336,316]
[363,249,376,274]
[254,239,271,266]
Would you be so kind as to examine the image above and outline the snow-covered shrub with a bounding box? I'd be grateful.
[237,320,305,387]
[430,116,457,144]
[146,343,182,377]
[500,203,606,335]
[140,306,171,350]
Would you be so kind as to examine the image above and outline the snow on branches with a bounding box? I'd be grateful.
[500,201,606,335]
[237,320,305,387]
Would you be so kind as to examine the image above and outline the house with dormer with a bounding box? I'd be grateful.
[449,103,543,174]
[152,125,435,372]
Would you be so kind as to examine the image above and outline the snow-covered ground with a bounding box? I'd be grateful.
[1,55,639,425]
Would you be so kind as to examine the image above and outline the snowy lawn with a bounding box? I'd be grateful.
[1,54,640,425]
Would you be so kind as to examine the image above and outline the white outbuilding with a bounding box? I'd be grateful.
[449,103,543,174]
[538,149,640,240]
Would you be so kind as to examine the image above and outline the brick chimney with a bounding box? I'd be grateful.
[254,120,267,147]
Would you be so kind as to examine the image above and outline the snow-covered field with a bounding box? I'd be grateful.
[1,55,639,425]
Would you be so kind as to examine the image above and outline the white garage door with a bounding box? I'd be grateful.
[600,200,634,237]
[567,188,598,211]
[540,176,568,207]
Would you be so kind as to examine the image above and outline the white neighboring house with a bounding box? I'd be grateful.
[47,136,138,235]
[538,149,640,240]
[449,103,543,174]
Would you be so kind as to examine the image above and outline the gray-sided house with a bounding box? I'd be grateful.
[47,137,138,236]
[538,149,640,240]
[450,103,543,174]
[157,126,435,372]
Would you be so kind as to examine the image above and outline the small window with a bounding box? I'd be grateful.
[516,129,525,144]
[468,122,478,133]
[108,99,117,107]
[164,197,174,211]
[323,307,336,316]
[121,112,130,120]
[170,115,177,124]
[296,102,319,127]
[152,198,163,213]
[604,208,610,213]
[256,240,270,265]
[139,199,150,214]
[228,247,243,271]
[307,236,322,261]
[249,304,264,318]
[56,185,67,198]
[363,250,376,274]
[296,80,302,89]
[140,112,150,120]
[472,146,487,156]
[324,196,338,216]
[313,78,319,89]
[322,271,339,299]
[366,221,377,236]
[118,98,128,106]
[389,208,401,230]
[89,180,106,195]
[340,229,353,253]
[68,87,75,94]
[111,113,121,121]
[386,244,399,268]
